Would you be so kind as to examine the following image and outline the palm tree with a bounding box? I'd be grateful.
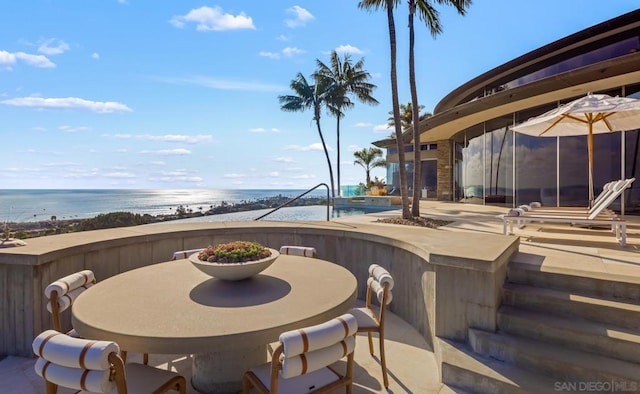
[279,73,336,197]
[354,147,386,187]
[358,0,411,219]
[315,51,379,197]
[387,102,430,130]
[408,0,470,216]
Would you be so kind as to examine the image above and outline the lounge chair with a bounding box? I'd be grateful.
[520,179,634,215]
[502,179,632,247]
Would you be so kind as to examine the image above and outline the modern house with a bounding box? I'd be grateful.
[374,9,640,214]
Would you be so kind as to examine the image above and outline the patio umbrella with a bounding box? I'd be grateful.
[511,93,640,205]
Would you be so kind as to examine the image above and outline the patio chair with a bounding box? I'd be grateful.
[502,179,632,247]
[242,313,357,394]
[520,178,634,214]
[171,248,205,260]
[45,270,148,365]
[348,264,394,388]
[279,245,317,258]
[32,329,186,394]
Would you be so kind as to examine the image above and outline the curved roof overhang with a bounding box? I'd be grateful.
[434,9,640,114]
[415,52,640,143]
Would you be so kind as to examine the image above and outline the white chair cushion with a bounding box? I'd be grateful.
[279,314,357,356]
[367,277,393,305]
[171,248,204,260]
[281,336,355,379]
[45,270,95,298]
[46,282,94,313]
[251,361,340,394]
[368,264,394,290]
[35,357,114,393]
[348,307,378,329]
[32,330,119,370]
[279,246,317,258]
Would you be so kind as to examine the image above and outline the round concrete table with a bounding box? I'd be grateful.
[72,254,357,393]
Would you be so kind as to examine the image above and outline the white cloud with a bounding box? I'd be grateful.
[274,156,293,163]
[1,51,56,68]
[223,173,246,178]
[58,125,90,133]
[135,134,213,143]
[249,127,279,133]
[282,47,305,57]
[373,123,393,133]
[170,6,255,31]
[33,126,47,132]
[291,174,317,179]
[284,143,332,151]
[268,171,279,177]
[285,6,314,28]
[157,75,287,92]
[149,161,166,165]
[38,39,70,55]
[258,51,280,60]
[0,97,132,113]
[354,122,373,128]
[334,44,364,55]
[104,171,136,178]
[139,148,192,155]
[92,53,100,60]
[277,34,290,41]
[347,144,361,152]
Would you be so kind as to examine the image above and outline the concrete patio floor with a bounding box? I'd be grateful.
[2,200,639,393]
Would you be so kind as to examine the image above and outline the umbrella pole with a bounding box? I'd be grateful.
[588,121,594,207]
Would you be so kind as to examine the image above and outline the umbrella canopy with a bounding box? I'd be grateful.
[512,93,640,205]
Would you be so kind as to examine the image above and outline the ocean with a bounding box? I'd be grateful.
[0,189,363,223]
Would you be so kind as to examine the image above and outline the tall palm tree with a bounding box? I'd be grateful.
[408,0,470,216]
[354,147,386,187]
[315,51,379,197]
[358,0,411,219]
[279,73,336,197]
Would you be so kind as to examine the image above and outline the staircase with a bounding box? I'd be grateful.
[441,257,640,393]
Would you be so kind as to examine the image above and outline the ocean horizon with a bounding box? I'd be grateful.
[0,189,335,222]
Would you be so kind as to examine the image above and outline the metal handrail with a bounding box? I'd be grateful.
[254,183,330,221]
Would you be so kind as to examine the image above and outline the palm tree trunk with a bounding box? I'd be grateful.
[336,116,341,197]
[314,112,335,198]
[386,0,411,219]
[409,1,421,217]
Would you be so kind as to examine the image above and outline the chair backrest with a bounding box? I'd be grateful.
[273,313,357,384]
[171,248,205,260]
[588,178,635,220]
[45,270,96,332]
[366,264,394,324]
[32,330,126,394]
[279,245,317,258]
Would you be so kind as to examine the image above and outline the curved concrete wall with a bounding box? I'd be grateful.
[0,220,518,359]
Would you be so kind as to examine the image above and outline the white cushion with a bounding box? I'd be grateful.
[251,360,340,394]
[46,282,94,313]
[32,330,119,370]
[171,248,204,260]
[368,264,394,290]
[367,277,393,305]
[348,307,378,329]
[281,336,355,379]
[45,270,95,298]
[279,314,357,356]
[279,246,317,258]
[35,357,114,393]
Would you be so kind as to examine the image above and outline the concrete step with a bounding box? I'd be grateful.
[507,260,640,300]
[498,305,640,364]
[438,338,559,394]
[502,282,640,329]
[469,328,640,385]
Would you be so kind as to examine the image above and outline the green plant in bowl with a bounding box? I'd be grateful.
[197,241,272,264]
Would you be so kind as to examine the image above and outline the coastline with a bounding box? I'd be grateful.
[3,194,328,240]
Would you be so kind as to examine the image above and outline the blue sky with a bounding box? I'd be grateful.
[1,1,638,190]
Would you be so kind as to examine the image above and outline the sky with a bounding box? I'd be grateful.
[1,1,638,190]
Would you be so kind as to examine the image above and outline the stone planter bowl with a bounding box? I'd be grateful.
[189,248,279,281]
